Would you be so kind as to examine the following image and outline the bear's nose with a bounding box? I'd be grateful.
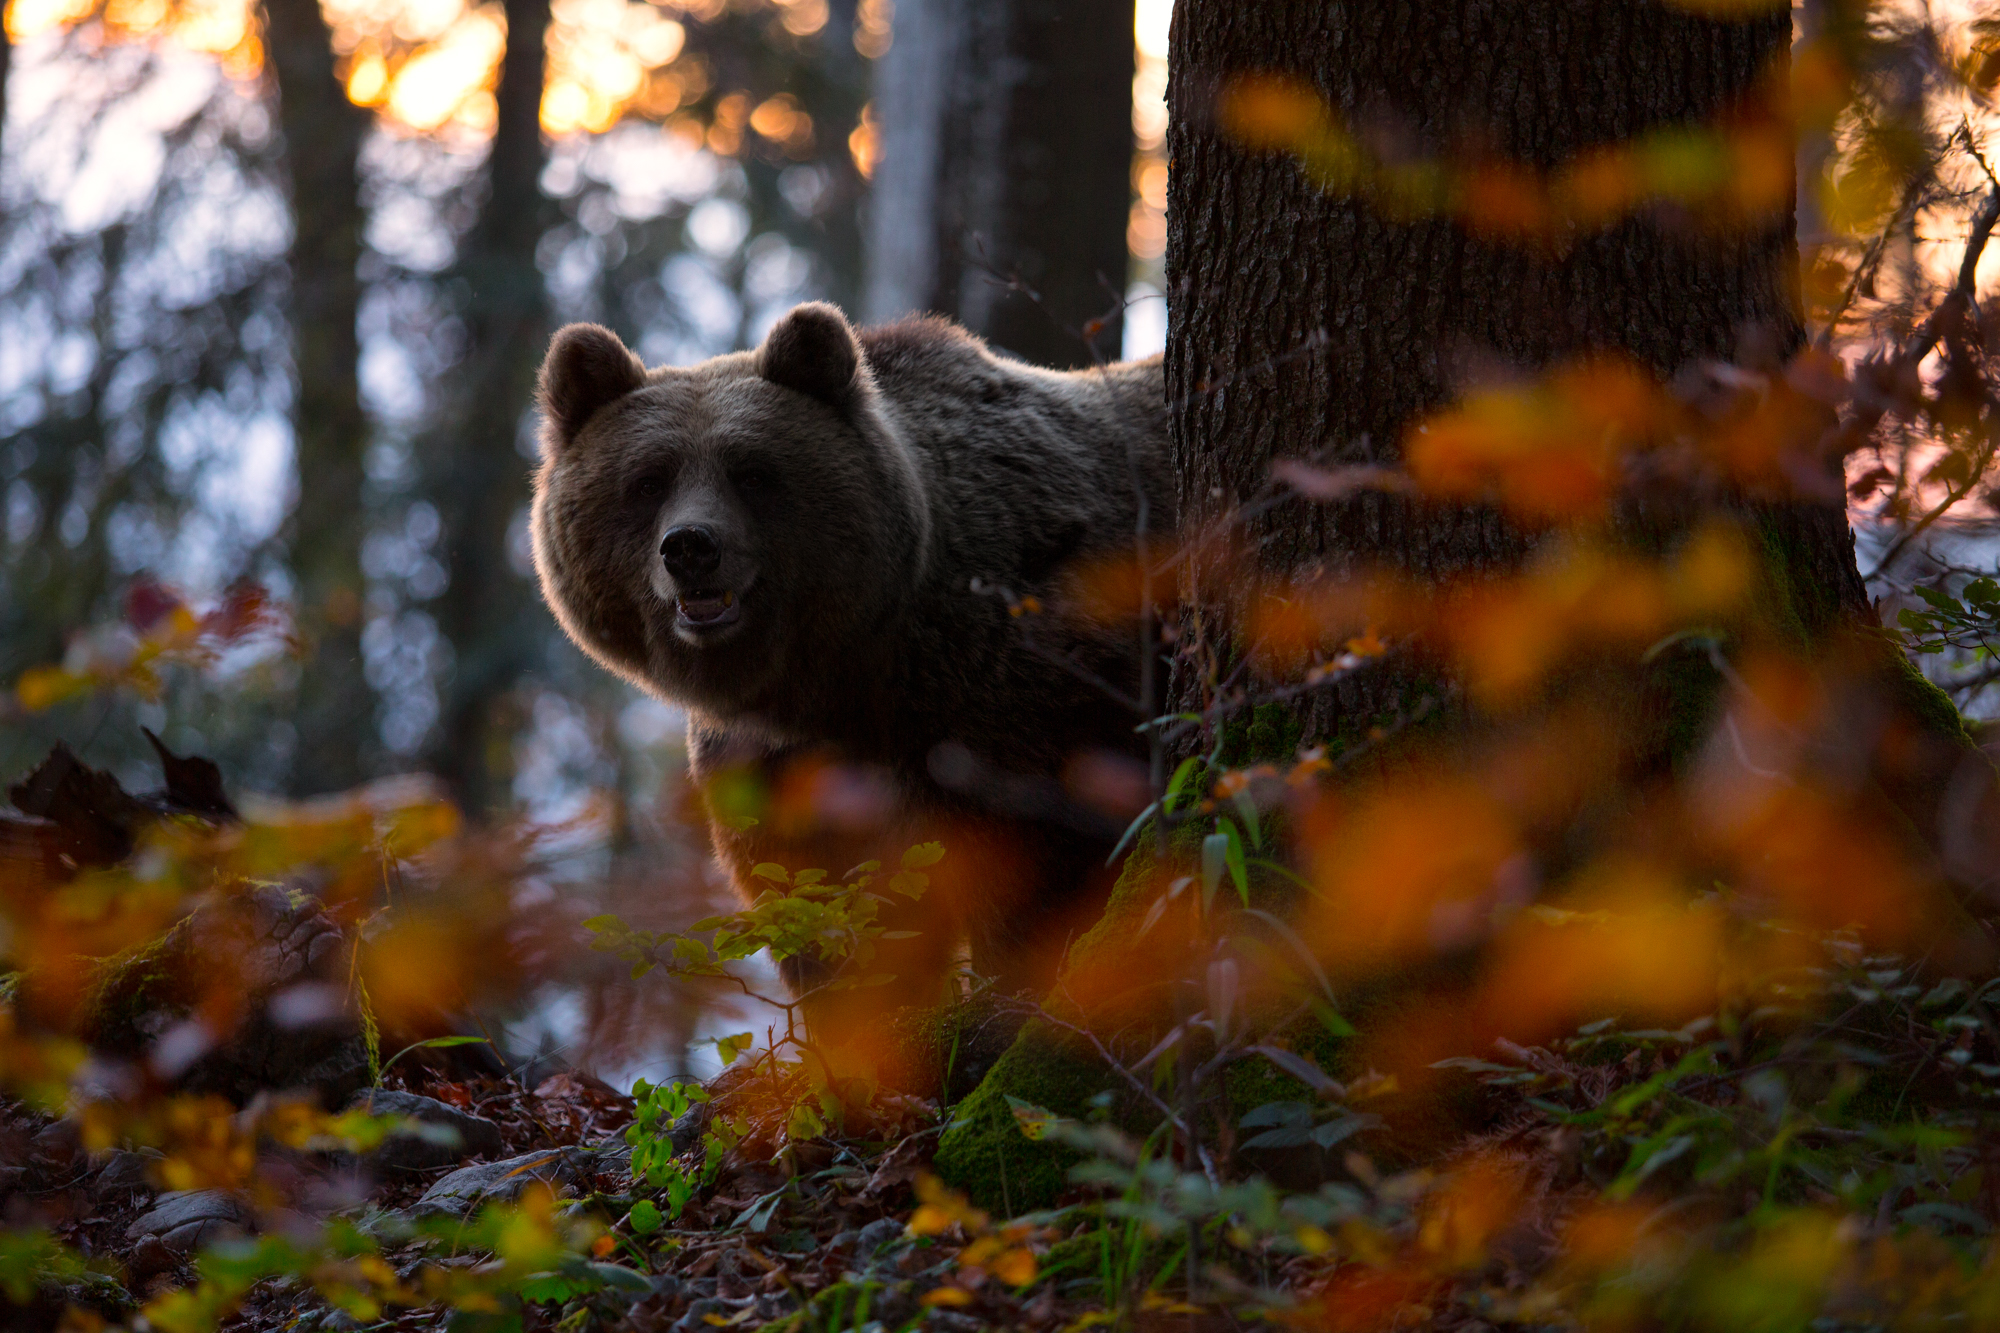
[660,525,722,582]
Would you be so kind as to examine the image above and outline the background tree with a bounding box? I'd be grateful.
[417,0,555,814]
[0,32,292,788]
[2,12,11,160]
[265,0,375,794]
[864,0,1135,366]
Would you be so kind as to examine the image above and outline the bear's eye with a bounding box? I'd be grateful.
[733,467,780,495]
[633,475,665,500]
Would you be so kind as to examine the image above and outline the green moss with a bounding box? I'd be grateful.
[883,992,1023,1104]
[1754,523,1819,648]
[1223,1019,1352,1112]
[1637,638,1727,775]
[80,921,194,1051]
[1219,702,1306,768]
[1883,643,1973,747]
[934,840,1179,1212]
[931,1020,1107,1213]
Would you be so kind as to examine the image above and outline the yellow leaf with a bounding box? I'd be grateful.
[15,665,89,712]
[920,1287,975,1307]
[989,1247,1037,1287]
[1008,1098,1059,1142]
[907,1205,954,1236]
[912,1173,988,1232]
[1139,1293,1203,1314]
[1295,1225,1334,1255]
[1342,625,1388,658]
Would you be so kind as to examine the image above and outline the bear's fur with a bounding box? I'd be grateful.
[530,303,1171,1047]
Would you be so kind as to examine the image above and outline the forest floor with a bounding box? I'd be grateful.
[8,740,2000,1331]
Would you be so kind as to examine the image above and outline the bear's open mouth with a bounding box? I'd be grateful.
[675,589,742,632]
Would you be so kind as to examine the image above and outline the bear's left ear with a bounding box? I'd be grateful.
[757,302,862,406]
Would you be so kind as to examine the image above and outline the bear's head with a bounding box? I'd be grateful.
[529,303,931,726]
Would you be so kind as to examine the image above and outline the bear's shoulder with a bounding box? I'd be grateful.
[857,316,990,383]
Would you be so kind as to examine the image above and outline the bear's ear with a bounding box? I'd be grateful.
[539,323,646,452]
[757,302,862,406]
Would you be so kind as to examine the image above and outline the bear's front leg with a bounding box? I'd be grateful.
[686,723,962,1088]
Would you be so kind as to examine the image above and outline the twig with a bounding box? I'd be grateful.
[1825,177,2000,460]
[1860,438,1997,582]
[999,989,1221,1186]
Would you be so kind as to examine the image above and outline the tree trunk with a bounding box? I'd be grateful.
[1163,1,1870,747]
[2,14,12,163]
[421,0,553,815]
[862,0,1135,368]
[264,0,374,794]
[932,0,1962,1215]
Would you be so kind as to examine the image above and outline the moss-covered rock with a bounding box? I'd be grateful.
[933,837,1185,1211]
[934,824,1344,1211]
[929,1018,1108,1213]
[883,991,1026,1103]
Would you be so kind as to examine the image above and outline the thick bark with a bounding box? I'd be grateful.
[422,0,553,815]
[863,0,1134,367]
[1164,1,1869,743]
[264,0,374,793]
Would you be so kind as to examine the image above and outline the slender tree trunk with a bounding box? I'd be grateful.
[422,0,553,815]
[1795,0,1832,255]
[264,0,374,793]
[1164,1,1869,747]
[863,0,1135,367]
[2,16,13,164]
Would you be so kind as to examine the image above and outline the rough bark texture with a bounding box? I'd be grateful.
[1163,1,1870,745]
[864,0,1135,367]
[265,0,375,793]
[422,0,554,814]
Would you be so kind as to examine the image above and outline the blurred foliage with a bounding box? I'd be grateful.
[6,0,2000,1330]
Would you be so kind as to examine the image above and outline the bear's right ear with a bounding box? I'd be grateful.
[538,323,646,453]
[757,302,862,406]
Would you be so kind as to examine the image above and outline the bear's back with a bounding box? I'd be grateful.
[858,318,1170,585]
[840,318,1170,772]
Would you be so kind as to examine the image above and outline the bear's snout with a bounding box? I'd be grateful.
[660,524,722,582]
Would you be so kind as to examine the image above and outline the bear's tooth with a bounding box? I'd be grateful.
[721,590,735,606]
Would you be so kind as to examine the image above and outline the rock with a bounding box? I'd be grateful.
[411,1147,601,1218]
[128,1190,251,1255]
[94,1148,161,1197]
[345,1089,505,1174]
[30,1119,81,1170]
[127,1234,180,1281]
[673,1298,735,1333]
[84,889,373,1107]
[933,839,1176,1212]
[856,1217,906,1255]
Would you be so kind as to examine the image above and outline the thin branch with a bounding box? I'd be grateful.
[1000,988,1221,1186]
[1826,178,2000,461]
[1862,439,1999,581]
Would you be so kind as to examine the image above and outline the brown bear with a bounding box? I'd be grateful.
[529,302,1171,1054]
